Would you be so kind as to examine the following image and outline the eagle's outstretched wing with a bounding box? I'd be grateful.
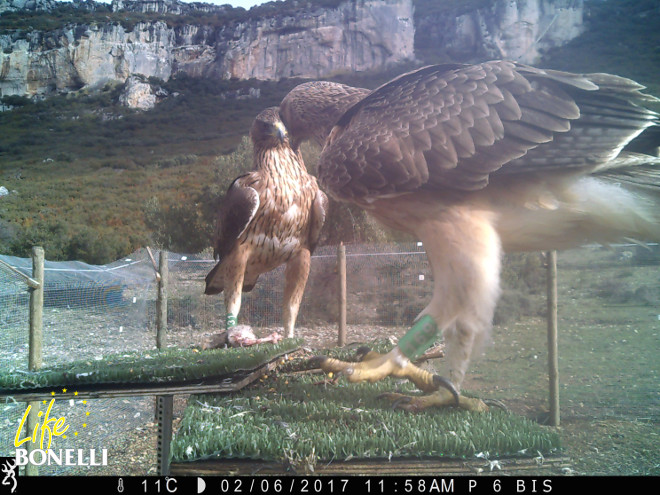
[316,61,658,200]
[284,61,660,412]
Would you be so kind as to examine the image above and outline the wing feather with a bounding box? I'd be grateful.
[213,175,260,260]
[307,189,329,253]
[314,61,658,200]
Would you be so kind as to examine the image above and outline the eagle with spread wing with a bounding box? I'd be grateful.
[205,107,328,338]
[279,61,660,411]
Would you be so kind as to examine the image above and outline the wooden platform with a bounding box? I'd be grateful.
[170,455,572,476]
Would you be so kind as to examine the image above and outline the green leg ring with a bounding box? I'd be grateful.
[226,313,237,330]
[397,315,439,360]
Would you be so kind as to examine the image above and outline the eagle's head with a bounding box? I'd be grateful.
[279,81,371,150]
[250,107,289,148]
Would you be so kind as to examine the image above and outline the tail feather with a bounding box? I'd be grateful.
[494,151,660,252]
[584,152,660,244]
[596,152,660,192]
[204,260,260,295]
[242,274,260,293]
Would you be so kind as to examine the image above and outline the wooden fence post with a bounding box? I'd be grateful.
[337,243,347,347]
[26,246,44,476]
[546,250,560,426]
[29,247,44,369]
[156,250,168,350]
[153,250,173,473]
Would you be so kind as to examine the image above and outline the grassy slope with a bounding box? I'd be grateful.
[0,0,658,263]
[0,77,305,262]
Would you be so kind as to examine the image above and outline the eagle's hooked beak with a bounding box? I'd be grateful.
[274,121,288,143]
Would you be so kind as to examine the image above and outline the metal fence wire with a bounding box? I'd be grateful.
[192,242,431,332]
[0,242,658,474]
[0,249,160,475]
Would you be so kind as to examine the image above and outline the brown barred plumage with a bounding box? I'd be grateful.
[205,107,328,338]
[280,60,660,411]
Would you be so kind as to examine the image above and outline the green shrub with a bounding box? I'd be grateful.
[8,218,137,265]
[1,95,33,107]
[144,196,212,254]
[155,154,199,169]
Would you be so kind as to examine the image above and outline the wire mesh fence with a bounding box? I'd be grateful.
[188,242,432,333]
[0,262,29,370]
[0,242,658,474]
[0,250,158,370]
[0,249,162,475]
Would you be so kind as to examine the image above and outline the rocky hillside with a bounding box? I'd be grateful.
[0,0,415,98]
[0,0,57,12]
[415,0,584,64]
[0,0,585,100]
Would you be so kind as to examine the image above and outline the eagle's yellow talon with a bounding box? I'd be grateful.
[309,348,440,392]
[379,389,489,413]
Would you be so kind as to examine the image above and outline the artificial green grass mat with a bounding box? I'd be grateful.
[171,374,561,465]
[0,339,302,391]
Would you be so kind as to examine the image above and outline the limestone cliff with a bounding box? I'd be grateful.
[110,0,228,15]
[1,22,184,96]
[0,0,57,13]
[416,0,584,63]
[217,0,414,80]
[0,0,585,100]
[0,0,414,97]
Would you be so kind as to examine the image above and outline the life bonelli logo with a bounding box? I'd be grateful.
[13,389,108,467]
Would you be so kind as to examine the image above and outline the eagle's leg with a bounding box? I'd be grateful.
[376,320,490,412]
[222,247,250,330]
[283,249,311,338]
[312,316,440,391]
[355,346,440,392]
[310,208,500,412]
[378,211,502,412]
[313,323,488,412]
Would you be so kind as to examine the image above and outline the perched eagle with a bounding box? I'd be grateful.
[280,81,371,150]
[205,107,328,338]
[279,61,660,411]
